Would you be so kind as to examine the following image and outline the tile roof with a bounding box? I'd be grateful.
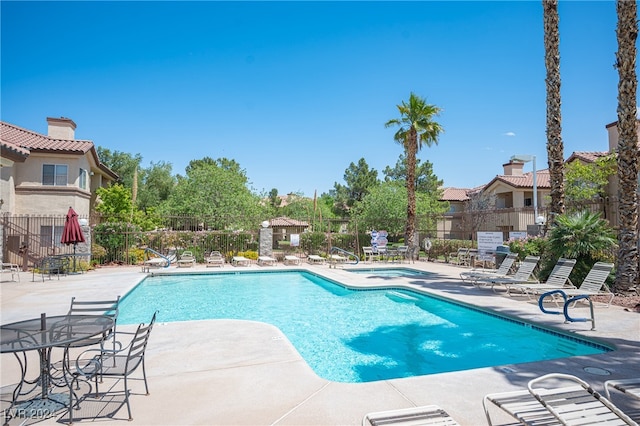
[441,187,471,201]
[0,120,119,180]
[1,121,93,153]
[0,140,29,162]
[269,216,309,227]
[492,169,551,189]
[566,151,610,163]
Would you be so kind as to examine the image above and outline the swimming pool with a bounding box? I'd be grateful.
[345,267,431,278]
[118,271,610,383]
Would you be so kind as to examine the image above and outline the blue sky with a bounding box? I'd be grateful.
[1,1,631,197]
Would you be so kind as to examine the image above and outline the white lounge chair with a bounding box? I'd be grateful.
[472,255,540,290]
[232,256,250,266]
[460,252,517,283]
[257,256,277,266]
[205,251,225,267]
[605,377,640,403]
[484,373,636,426]
[177,250,196,268]
[526,261,615,306]
[363,405,460,425]
[504,258,577,297]
[142,250,176,271]
[283,255,301,265]
[307,255,325,265]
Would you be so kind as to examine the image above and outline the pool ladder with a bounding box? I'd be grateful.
[538,290,596,330]
[329,247,359,268]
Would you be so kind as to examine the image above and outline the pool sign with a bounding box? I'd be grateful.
[477,232,504,261]
[370,230,388,251]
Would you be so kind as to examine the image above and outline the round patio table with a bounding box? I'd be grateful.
[1,314,114,424]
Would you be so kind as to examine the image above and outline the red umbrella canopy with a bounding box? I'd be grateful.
[61,207,85,245]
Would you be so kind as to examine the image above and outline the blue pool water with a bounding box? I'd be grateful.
[346,268,431,278]
[118,271,610,383]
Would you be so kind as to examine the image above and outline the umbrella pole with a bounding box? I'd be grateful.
[73,243,77,273]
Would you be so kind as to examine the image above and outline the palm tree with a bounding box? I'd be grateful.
[614,0,638,292]
[385,93,443,257]
[543,0,565,222]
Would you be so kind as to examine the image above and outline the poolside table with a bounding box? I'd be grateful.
[0,314,114,424]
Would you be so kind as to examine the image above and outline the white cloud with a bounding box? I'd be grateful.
[504,132,516,137]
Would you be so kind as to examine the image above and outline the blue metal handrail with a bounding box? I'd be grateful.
[538,290,596,330]
[143,248,171,268]
[329,247,359,265]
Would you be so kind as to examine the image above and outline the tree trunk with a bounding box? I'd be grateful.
[614,0,638,292]
[406,127,418,256]
[543,0,565,223]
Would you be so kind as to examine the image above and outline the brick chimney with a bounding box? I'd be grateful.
[503,160,524,176]
[47,117,76,140]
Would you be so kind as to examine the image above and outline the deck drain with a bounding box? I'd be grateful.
[583,366,611,376]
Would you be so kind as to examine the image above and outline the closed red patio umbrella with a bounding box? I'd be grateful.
[61,207,85,272]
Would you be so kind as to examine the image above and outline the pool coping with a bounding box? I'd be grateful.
[2,261,639,425]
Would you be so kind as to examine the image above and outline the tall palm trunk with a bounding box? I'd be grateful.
[614,0,638,292]
[406,127,418,253]
[543,0,565,222]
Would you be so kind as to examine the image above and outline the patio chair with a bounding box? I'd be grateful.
[66,296,121,348]
[362,405,460,425]
[33,256,68,281]
[257,256,277,266]
[472,255,540,289]
[205,251,225,267]
[1,262,20,282]
[484,373,637,426]
[283,255,301,265]
[232,256,250,266]
[68,311,157,423]
[460,253,517,283]
[362,246,375,263]
[605,378,640,403]
[177,250,196,268]
[504,258,577,297]
[448,248,470,266]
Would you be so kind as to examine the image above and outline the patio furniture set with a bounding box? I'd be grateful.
[0,296,156,425]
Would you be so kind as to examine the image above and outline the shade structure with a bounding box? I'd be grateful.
[61,207,85,272]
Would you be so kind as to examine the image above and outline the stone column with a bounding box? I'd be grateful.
[259,227,273,257]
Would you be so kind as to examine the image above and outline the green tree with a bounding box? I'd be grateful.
[331,158,379,216]
[161,157,264,230]
[95,184,134,217]
[351,181,448,237]
[614,0,638,292]
[383,154,442,195]
[564,155,616,207]
[137,161,176,212]
[96,147,142,189]
[545,211,616,286]
[385,93,443,256]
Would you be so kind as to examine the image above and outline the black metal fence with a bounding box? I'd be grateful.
[0,197,623,269]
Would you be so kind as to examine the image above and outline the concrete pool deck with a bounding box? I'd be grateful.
[1,260,639,425]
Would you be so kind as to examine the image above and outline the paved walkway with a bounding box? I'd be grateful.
[1,261,639,425]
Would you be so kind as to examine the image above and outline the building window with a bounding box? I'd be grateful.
[79,168,88,190]
[524,198,533,207]
[42,164,68,186]
[41,225,64,248]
